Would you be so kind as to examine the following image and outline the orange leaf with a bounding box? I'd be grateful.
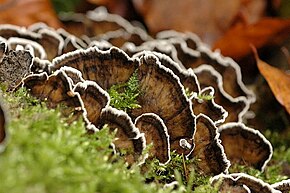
[0,0,62,28]
[132,0,267,45]
[254,48,290,115]
[213,18,290,61]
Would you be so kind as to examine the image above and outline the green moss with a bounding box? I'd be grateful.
[197,94,214,101]
[143,152,217,192]
[108,71,141,112]
[0,89,179,193]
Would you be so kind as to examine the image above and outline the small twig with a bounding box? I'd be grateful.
[181,153,188,182]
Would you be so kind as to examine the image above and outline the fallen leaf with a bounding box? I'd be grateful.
[254,47,290,115]
[132,0,267,45]
[213,18,290,61]
[0,0,62,28]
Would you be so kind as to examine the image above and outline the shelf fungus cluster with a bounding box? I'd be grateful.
[0,7,289,192]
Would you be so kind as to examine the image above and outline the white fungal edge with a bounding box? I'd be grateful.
[126,39,183,68]
[141,52,197,156]
[271,179,290,191]
[218,122,273,172]
[198,44,256,103]
[27,22,51,32]
[156,30,203,48]
[72,79,110,131]
[0,40,7,62]
[59,67,109,132]
[134,50,201,95]
[0,24,40,39]
[88,40,113,50]
[194,114,231,173]
[51,46,137,69]
[100,106,147,163]
[0,24,64,57]
[155,33,255,103]
[194,65,250,122]
[210,173,251,193]
[230,173,281,193]
[191,86,228,125]
[135,113,171,165]
[86,6,150,41]
[0,99,8,154]
[37,28,65,56]
[167,36,201,66]
[60,66,86,84]
[7,37,47,59]
[57,28,88,50]
[95,27,151,44]
[100,106,145,142]
[73,78,111,110]
[0,37,7,47]
[55,69,98,132]
[163,181,184,191]
[30,57,53,74]
[210,173,268,193]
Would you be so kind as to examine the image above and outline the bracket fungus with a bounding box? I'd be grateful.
[133,50,200,95]
[194,65,250,123]
[7,37,47,59]
[191,87,228,125]
[0,24,64,60]
[130,53,196,155]
[191,114,230,175]
[135,113,170,164]
[272,179,290,193]
[0,7,285,189]
[218,123,273,171]
[98,106,146,164]
[51,46,139,90]
[73,80,110,126]
[155,33,255,102]
[20,69,84,120]
[211,173,280,193]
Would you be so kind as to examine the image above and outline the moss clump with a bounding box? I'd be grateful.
[0,89,165,193]
[108,71,141,112]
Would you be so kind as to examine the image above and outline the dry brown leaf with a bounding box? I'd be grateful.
[132,0,266,45]
[0,0,62,28]
[254,48,290,115]
[214,18,290,61]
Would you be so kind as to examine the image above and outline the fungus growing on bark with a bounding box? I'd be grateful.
[272,179,290,193]
[219,123,273,171]
[191,114,230,175]
[130,53,196,155]
[211,173,280,193]
[51,46,139,90]
[135,113,170,164]
[98,106,146,164]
